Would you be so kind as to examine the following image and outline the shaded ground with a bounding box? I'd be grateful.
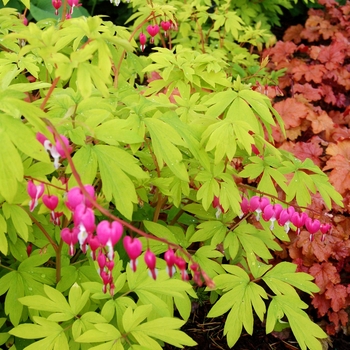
[164,299,350,350]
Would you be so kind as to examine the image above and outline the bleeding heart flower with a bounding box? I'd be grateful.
[42,194,59,211]
[52,0,62,15]
[291,212,308,235]
[139,32,147,52]
[96,220,123,260]
[249,196,270,221]
[262,203,283,230]
[305,217,321,241]
[66,185,95,211]
[146,25,159,43]
[278,206,295,232]
[161,21,171,36]
[123,236,142,272]
[27,180,45,212]
[61,227,79,256]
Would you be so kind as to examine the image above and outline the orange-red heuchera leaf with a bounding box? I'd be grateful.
[325,282,348,312]
[317,44,345,70]
[324,140,350,194]
[273,98,310,129]
[292,63,327,84]
[311,293,331,317]
[294,83,322,101]
[283,24,304,44]
[309,262,340,294]
[328,310,349,332]
[268,41,297,63]
[306,110,334,134]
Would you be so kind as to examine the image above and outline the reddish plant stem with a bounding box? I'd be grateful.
[40,76,60,111]
[23,207,59,253]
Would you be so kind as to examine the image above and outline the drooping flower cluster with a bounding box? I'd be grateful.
[36,130,72,169]
[138,20,177,52]
[239,195,332,242]
[51,0,81,18]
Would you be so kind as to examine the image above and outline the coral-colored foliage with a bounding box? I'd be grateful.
[263,0,350,335]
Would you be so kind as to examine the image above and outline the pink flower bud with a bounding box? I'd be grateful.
[239,196,250,218]
[42,194,59,211]
[139,32,147,52]
[97,250,106,271]
[144,249,157,280]
[164,248,176,277]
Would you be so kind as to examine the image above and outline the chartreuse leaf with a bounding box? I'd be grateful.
[1,115,50,163]
[76,323,121,343]
[266,296,327,350]
[208,265,267,347]
[123,305,152,333]
[68,283,90,315]
[9,316,69,350]
[0,128,23,202]
[67,145,98,187]
[132,317,197,348]
[4,271,24,326]
[196,169,220,210]
[143,221,178,244]
[144,117,189,182]
[190,221,227,244]
[309,173,343,209]
[234,223,274,260]
[0,213,8,255]
[193,246,225,278]
[19,285,74,321]
[2,203,31,241]
[93,145,148,219]
[161,112,210,170]
[262,262,320,296]
[279,158,340,208]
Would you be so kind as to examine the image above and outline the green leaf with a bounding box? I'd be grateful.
[76,323,121,343]
[134,317,197,348]
[5,272,24,326]
[143,221,178,244]
[93,145,144,219]
[0,213,8,255]
[122,305,152,333]
[69,283,90,315]
[145,118,189,182]
[2,203,31,241]
[190,221,227,243]
[262,262,319,296]
[1,115,50,163]
[67,145,98,187]
[0,129,23,202]
[266,296,327,350]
